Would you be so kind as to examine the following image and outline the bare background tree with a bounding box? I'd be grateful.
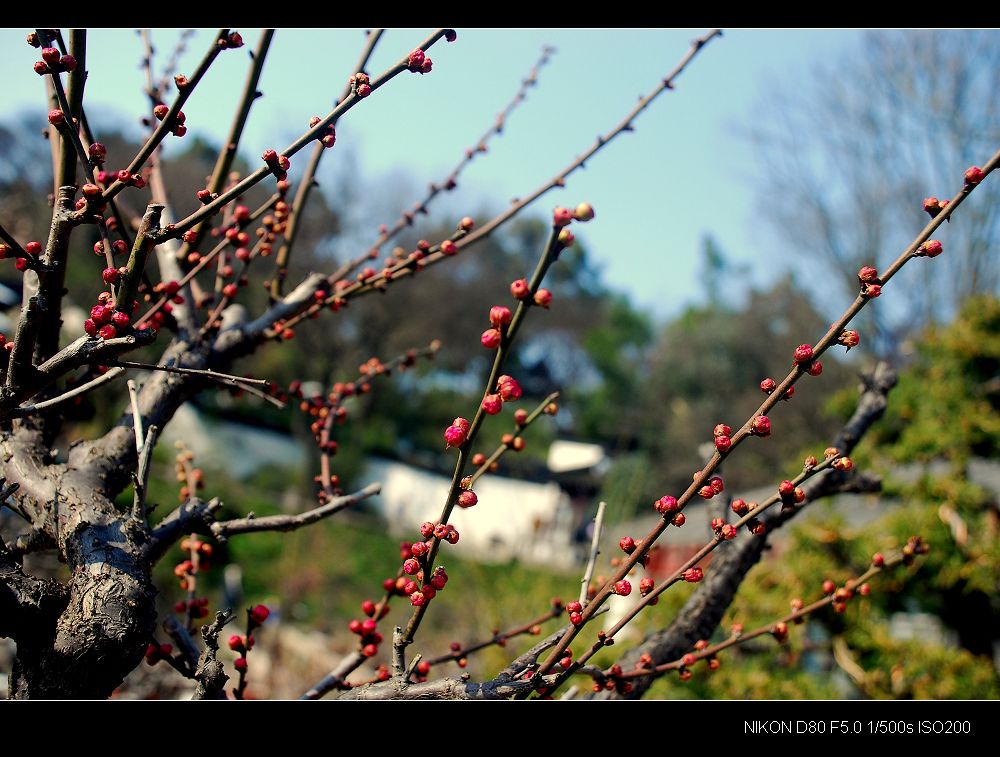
[749,30,1000,357]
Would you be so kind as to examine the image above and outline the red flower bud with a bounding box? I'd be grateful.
[919,239,943,258]
[750,415,771,437]
[60,54,77,72]
[760,377,776,394]
[793,344,814,363]
[713,423,732,437]
[48,109,64,126]
[715,435,732,453]
[498,376,522,401]
[98,324,117,340]
[440,239,458,255]
[655,495,678,514]
[619,536,636,554]
[228,634,245,651]
[671,513,686,527]
[858,265,878,283]
[964,166,985,186]
[683,567,703,583]
[41,47,60,65]
[807,361,823,376]
[444,424,466,448]
[457,490,478,508]
[357,83,372,98]
[872,553,885,567]
[249,604,270,624]
[613,580,632,596]
[731,498,749,515]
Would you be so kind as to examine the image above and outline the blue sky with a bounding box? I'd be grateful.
[1,28,861,320]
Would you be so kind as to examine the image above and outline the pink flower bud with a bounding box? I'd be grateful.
[964,166,985,186]
[534,289,552,308]
[490,306,512,327]
[481,393,503,415]
[510,278,530,300]
[481,328,502,349]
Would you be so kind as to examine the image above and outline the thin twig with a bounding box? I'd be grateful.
[580,502,607,606]
[132,424,159,521]
[127,379,143,456]
[210,483,381,541]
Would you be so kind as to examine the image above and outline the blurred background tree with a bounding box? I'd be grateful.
[749,30,1000,358]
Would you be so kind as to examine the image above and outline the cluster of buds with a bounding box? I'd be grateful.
[792,344,823,376]
[654,495,686,527]
[0,240,41,273]
[396,539,451,608]
[349,72,372,98]
[713,423,733,453]
[697,474,725,500]
[509,277,552,308]
[858,265,882,298]
[481,373,523,416]
[261,148,291,181]
[592,663,634,695]
[175,596,209,619]
[348,616,384,659]
[777,479,806,510]
[711,517,738,541]
[84,294,136,340]
[407,48,433,74]
[480,305,512,350]
[418,520,460,545]
[901,534,929,565]
[173,443,204,502]
[152,103,188,137]
[552,202,595,249]
[229,604,268,679]
[92,238,128,257]
[144,642,174,666]
[731,498,765,536]
[308,115,337,149]
[32,43,77,76]
[218,31,244,49]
